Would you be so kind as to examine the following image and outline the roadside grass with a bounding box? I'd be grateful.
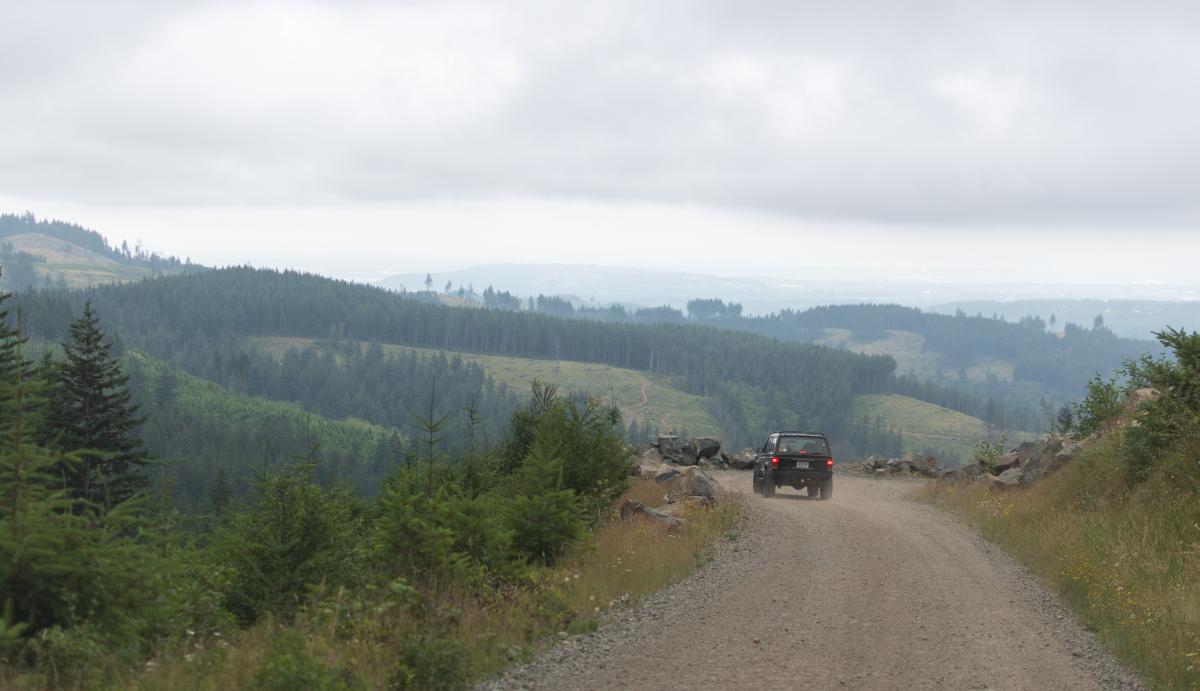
[923,434,1200,689]
[245,336,724,438]
[105,478,743,690]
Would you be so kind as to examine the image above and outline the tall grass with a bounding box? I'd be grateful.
[82,479,741,691]
[924,434,1200,689]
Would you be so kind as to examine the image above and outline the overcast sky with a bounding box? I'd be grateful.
[3,1,1199,286]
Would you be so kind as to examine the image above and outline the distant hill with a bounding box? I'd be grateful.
[378,263,921,315]
[243,336,1003,465]
[931,299,1200,340]
[0,212,198,290]
[244,335,726,439]
[374,278,1162,427]
[377,262,1200,327]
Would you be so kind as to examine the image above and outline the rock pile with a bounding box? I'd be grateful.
[654,435,729,469]
[940,435,1085,489]
[621,465,722,528]
[836,454,943,478]
[719,448,757,470]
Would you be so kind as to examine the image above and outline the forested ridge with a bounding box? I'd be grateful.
[491,292,1160,430]
[471,287,1154,405]
[730,303,1156,394]
[10,267,910,453]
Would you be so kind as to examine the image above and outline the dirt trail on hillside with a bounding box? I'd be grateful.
[486,474,1141,690]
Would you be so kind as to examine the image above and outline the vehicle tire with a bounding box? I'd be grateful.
[752,473,762,494]
[763,473,775,498]
[808,484,821,499]
[821,479,833,500]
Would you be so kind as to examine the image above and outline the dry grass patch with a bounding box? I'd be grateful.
[558,479,741,620]
[923,435,1200,690]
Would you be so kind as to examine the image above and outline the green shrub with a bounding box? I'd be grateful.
[387,635,470,691]
[31,624,123,688]
[971,435,1006,473]
[376,474,459,581]
[211,466,367,624]
[506,446,582,565]
[502,382,631,515]
[1073,374,1124,439]
[1124,327,1200,482]
[251,631,361,691]
[440,492,515,575]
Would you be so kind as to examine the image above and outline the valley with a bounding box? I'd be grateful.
[242,335,1011,463]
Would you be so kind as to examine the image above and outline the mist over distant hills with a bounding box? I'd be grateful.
[378,263,1200,339]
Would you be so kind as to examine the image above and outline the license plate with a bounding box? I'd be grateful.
[796,461,809,469]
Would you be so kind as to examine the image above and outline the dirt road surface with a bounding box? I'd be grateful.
[485,473,1141,690]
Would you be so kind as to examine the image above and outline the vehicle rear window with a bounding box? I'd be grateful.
[776,436,830,456]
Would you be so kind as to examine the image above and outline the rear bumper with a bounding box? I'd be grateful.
[769,469,833,486]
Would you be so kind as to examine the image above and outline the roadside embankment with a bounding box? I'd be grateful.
[925,432,1200,690]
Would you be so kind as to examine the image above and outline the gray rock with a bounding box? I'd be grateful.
[657,435,698,465]
[1019,438,1068,487]
[635,448,663,478]
[655,435,680,451]
[993,451,1022,474]
[990,468,1021,490]
[619,499,685,528]
[692,437,722,460]
[720,448,756,470]
[662,467,720,502]
[653,463,681,484]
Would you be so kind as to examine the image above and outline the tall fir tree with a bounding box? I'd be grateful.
[0,268,29,386]
[45,302,147,507]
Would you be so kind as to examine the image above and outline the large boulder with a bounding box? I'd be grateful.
[661,466,720,503]
[1018,438,1066,487]
[620,499,685,528]
[692,437,722,460]
[720,448,757,470]
[634,448,663,478]
[938,462,984,483]
[656,435,698,465]
[992,451,1022,475]
[653,463,681,484]
[990,468,1021,490]
[656,495,712,518]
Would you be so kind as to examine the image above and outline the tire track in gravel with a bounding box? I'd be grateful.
[484,473,1142,691]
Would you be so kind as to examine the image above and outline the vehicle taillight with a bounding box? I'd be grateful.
[771,456,780,468]
[826,459,834,468]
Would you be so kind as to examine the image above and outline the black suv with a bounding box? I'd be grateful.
[751,432,834,499]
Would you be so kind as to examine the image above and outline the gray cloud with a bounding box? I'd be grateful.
[3,0,1200,226]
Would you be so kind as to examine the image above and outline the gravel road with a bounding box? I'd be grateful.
[485,472,1142,690]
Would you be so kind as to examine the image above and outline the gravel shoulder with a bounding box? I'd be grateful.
[484,472,1142,690]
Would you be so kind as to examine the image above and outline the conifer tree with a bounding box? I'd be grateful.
[45,302,147,507]
[1,306,163,657]
[0,269,28,386]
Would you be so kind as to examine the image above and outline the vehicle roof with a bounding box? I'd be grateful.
[773,431,827,438]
